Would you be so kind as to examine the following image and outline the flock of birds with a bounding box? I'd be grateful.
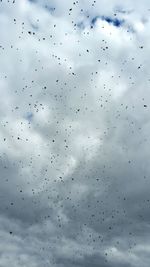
[0,0,149,266]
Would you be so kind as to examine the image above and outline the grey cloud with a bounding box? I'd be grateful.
[0,0,150,266]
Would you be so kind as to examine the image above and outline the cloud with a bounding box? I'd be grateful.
[0,0,150,266]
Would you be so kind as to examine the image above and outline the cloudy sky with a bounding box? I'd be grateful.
[0,0,150,266]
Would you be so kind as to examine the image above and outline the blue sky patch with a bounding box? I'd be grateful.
[44,6,56,13]
[28,0,37,2]
[28,0,56,13]
[91,16,124,27]
[25,112,34,122]
[77,21,85,30]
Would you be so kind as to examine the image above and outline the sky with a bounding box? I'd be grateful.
[0,0,150,266]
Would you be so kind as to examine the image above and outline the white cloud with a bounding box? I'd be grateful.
[0,0,150,266]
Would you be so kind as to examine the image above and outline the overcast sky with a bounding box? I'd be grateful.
[0,0,150,266]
